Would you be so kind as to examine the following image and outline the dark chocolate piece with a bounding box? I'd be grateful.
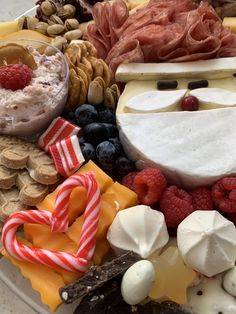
[157,80,178,90]
[188,80,208,90]
[60,251,141,303]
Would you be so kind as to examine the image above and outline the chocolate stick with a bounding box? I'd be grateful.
[59,251,141,304]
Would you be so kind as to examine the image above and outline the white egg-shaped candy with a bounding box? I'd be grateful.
[223,266,236,296]
[121,260,155,305]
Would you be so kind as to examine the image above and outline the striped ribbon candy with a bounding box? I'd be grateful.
[2,172,101,273]
[38,117,81,152]
[49,135,85,178]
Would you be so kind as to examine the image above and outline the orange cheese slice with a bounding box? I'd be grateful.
[2,239,64,312]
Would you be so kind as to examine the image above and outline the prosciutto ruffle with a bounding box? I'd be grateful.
[86,0,236,75]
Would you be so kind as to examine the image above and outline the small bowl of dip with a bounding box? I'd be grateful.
[0,39,69,137]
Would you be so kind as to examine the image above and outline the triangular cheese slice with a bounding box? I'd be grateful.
[117,108,236,188]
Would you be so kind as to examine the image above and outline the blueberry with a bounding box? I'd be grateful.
[83,122,109,145]
[75,104,98,127]
[115,156,135,177]
[108,137,122,156]
[96,141,117,164]
[79,136,85,145]
[103,123,118,138]
[81,142,96,162]
[98,107,116,124]
[61,111,76,124]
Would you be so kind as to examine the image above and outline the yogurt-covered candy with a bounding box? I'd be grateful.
[121,260,155,305]
[107,205,169,258]
[223,266,236,297]
[177,210,236,277]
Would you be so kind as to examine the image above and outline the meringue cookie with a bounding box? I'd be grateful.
[107,205,169,258]
[121,260,155,305]
[223,266,236,297]
[177,210,236,277]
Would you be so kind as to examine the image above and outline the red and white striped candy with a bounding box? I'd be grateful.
[2,172,101,273]
[49,135,85,178]
[38,117,81,152]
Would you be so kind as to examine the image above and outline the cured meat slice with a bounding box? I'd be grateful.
[86,0,236,76]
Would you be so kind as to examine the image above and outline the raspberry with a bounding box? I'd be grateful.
[212,177,236,213]
[121,171,138,191]
[160,185,194,228]
[0,64,33,91]
[133,167,167,205]
[190,187,214,211]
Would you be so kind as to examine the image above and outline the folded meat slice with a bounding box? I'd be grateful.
[86,0,236,77]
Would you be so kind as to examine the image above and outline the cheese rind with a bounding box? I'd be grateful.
[117,108,236,188]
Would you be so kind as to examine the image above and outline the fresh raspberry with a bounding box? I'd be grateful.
[212,177,236,213]
[190,187,214,211]
[121,171,138,191]
[133,167,167,205]
[0,64,33,91]
[160,185,194,228]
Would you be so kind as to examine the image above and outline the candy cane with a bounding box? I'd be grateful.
[2,172,101,273]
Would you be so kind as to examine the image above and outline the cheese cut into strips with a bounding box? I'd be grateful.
[115,58,236,82]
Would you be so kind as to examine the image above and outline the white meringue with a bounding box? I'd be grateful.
[177,210,236,277]
[121,260,155,305]
[223,266,236,297]
[106,205,169,258]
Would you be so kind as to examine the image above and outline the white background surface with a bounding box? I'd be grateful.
[1,1,43,313]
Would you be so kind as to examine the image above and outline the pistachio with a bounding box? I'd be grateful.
[47,24,64,37]
[41,0,57,16]
[58,4,76,20]
[48,14,64,26]
[18,16,27,30]
[27,17,39,30]
[35,21,49,35]
[44,36,68,56]
[64,29,82,41]
[64,18,79,31]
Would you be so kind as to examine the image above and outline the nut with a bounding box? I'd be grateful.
[47,24,64,37]
[48,14,64,26]
[41,0,57,16]
[58,4,76,20]
[52,36,68,51]
[64,29,82,41]
[18,16,27,30]
[26,17,39,30]
[64,18,79,31]
[35,21,49,35]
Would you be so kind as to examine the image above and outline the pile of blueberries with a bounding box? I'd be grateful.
[62,104,135,178]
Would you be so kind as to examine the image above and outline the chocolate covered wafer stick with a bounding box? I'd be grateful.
[60,251,141,304]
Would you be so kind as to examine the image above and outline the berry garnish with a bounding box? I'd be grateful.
[133,168,167,205]
[0,64,33,91]
[181,96,199,111]
[212,177,236,213]
[98,106,116,124]
[96,141,117,164]
[190,187,214,211]
[75,104,98,127]
[160,185,194,228]
[83,122,109,145]
[122,171,138,191]
[81,142,96,162]
[115,156,135,177]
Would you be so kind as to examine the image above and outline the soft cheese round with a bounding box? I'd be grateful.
[177,210,236,277]
[107,205,169,258]
[116,59,236,189]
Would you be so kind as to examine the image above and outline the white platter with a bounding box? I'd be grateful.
[0,257,79,314]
